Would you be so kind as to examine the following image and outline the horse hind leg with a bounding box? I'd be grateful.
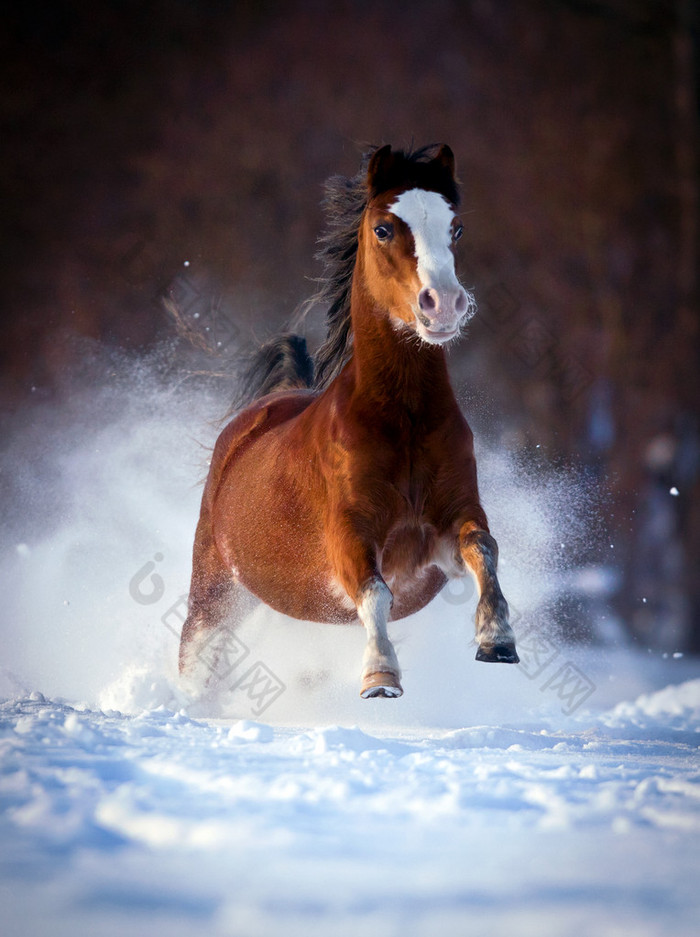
[459,521,519,663]
[179,516,254,694]
[179,579,241,694]
[357,578,403,698]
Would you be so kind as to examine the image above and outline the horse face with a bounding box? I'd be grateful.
[363,187,475,345]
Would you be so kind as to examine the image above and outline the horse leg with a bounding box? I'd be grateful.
[459,520,519,663]
[356,577,403,698]
[179,512,252,692]
[333,529,402,697]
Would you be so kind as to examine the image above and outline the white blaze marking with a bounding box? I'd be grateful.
[388,188,458,291]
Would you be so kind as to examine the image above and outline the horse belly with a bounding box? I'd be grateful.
[382,525,451,621]
[212,436,356,624]
[387,566,447,620]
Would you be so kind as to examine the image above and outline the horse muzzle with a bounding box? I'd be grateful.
[415,285,475,344]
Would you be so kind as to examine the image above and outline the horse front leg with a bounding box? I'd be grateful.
[333,531,403,698]
[459,520,519,663]
[357,577,403,698]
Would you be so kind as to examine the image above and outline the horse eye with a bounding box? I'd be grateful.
[374,224,393,242]
[453,224,464,242]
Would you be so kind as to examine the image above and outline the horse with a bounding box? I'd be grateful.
[179,143,519,700]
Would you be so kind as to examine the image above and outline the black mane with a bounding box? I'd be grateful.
[299,144,460,390]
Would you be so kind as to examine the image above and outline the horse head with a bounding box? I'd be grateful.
[360,144,475,345]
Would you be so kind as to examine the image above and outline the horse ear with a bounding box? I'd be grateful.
[434,144,456,178]
[367,144,396,194]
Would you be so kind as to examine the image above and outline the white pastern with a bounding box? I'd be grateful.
[357,577,393,625]
[356,578,400,679]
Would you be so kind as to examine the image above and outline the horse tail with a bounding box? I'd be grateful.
[237,333,314,407]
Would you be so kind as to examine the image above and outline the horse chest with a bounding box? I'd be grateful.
[382,435,445,519]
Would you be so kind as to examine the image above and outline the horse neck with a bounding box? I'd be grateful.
[348,274,455,417]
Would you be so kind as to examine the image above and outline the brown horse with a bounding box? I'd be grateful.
[179,144,519,699]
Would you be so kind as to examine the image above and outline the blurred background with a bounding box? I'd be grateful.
[1,0,698,652]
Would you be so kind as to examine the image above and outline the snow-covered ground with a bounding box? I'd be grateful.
[1,348,698,936]
[2,662,699,937]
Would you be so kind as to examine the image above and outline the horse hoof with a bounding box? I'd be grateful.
[360,672,403,698]
[475,644,520,664]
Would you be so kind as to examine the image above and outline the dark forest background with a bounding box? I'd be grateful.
[1,0,698,649]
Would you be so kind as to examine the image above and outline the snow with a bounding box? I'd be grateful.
[601,678,700,731]
[1,665,699,937]
[1,349,699,935]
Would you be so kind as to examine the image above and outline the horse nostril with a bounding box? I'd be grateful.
[418,288,438,312]
[455,290,468,315]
